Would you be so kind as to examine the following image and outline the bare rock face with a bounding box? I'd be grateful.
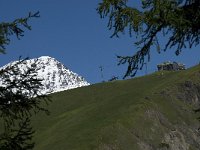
[0,56,90,95]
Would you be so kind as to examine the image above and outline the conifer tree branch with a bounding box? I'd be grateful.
[97,0,200,77]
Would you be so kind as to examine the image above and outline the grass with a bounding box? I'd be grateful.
[24,65,200,149]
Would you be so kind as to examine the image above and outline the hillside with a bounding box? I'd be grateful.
[31,65,200,149]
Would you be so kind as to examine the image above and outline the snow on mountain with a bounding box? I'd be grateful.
[0,56,90,95]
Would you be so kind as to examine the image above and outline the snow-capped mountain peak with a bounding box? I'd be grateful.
[0,56,90,95]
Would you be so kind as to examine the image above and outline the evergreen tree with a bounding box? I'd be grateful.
[0,12,50,150]
[97,0,200,78]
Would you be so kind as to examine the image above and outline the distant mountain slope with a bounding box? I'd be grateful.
[15,66,200,149]
[0,56,90,94]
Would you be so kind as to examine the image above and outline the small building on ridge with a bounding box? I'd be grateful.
[157,61,185,71]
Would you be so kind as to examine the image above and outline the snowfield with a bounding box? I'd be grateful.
[0,56,90,95]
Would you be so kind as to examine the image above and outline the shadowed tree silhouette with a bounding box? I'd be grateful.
[97,0,200,78]
[0,12,50,150]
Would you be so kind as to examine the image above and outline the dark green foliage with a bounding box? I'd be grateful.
[0,58,50,150]
[97,0,200,78]
[0,118,34,150]
[0,12,50,150]
[0,57,50,123]
[0,12,40,54]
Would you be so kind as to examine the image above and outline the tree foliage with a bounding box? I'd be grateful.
[0,12,40,54]
[0,118,35,150]
[0,12,50,149]
[97,0,200,78]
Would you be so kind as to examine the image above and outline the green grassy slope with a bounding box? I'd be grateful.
[32,65,200,150]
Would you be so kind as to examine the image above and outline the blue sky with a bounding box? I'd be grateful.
[0,0,200,83]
